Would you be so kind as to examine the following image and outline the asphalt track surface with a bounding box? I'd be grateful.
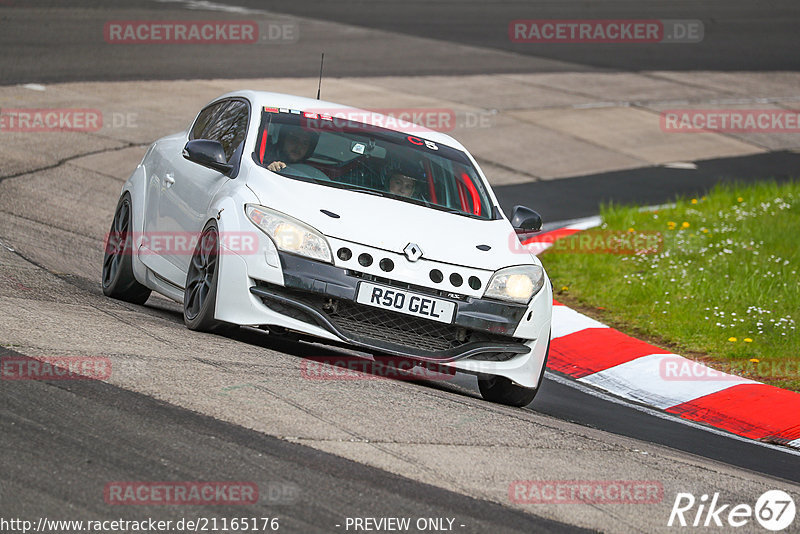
[1,348,581,534]
[2,0,800,84]
[197,0,800,71]
[2,1,800,532]
[494,151,800,222]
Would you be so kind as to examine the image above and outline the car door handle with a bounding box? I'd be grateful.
[164,172,175,187]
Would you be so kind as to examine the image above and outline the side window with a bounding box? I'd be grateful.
[190,103,222,141]
[189,100,249,163]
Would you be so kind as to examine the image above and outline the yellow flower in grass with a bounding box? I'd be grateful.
[628,227,635,233]
[701,228,709,234]
[691,198,698,204]
[744,338,753,343]
[737,197,744,202]
[749,358,759,363]
[667,221,676,230]
[681,222,690,229]
[561,286,569,292]
[728,337,737,342]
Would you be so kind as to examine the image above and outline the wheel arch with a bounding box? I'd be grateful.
[118,165,149,285]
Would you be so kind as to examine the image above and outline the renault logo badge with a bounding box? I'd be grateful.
[404,243,423,262]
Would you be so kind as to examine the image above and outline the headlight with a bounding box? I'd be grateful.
[484,265,545,304]
[245,204,332,263]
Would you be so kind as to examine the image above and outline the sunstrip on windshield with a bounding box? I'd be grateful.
[264,106,302,115]
[256,106,475,166]
[407,135,439,151]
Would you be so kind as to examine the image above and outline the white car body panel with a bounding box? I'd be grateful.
[244,176,529,271]
[118,90,553,390]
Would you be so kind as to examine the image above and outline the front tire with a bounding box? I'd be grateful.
[478,376,538,407]
[478,334,550,407]
[101,194,151,304]
[183,222,222,331]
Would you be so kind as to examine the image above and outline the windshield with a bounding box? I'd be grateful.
[252,108,497,220]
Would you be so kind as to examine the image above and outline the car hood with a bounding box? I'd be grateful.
[246,174,538,272]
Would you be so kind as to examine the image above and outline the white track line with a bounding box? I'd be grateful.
[551,305,608,339]
[579,353,757,410]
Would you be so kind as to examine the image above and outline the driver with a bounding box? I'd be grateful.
[385,157,425,199]
[266,125,320,172]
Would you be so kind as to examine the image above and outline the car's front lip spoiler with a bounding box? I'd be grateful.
[249,286,530,363]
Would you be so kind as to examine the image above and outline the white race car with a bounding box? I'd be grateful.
[102,91,552,406]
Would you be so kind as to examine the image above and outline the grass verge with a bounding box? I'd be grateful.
[541,180,800,391]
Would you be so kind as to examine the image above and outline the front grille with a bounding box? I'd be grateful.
[328,300,465,352]
[253,282,522,357]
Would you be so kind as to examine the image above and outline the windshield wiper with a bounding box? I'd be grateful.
[387,195,473,217]
[414,198,468,216]
[432,205,472,217]
[275,169,321,184]
[347,188,385,197]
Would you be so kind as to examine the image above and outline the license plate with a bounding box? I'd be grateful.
[355,282,456,324]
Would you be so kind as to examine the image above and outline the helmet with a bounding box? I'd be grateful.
[384,153,427,197]
[275,124,320,161]
[385,153,425,182]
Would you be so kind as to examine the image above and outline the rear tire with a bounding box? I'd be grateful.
[101,194,151,305]
[478,334,550,407]
[183,222,222,332]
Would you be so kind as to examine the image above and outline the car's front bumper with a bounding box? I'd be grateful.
[249,253,533,361]
[214,243,552,387]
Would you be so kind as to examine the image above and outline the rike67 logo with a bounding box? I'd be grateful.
[668,490,796,531]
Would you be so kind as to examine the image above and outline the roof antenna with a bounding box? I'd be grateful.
[316,52,324,100]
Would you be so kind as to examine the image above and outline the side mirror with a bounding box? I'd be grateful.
[510,205,543,233]
[183,139,233,175]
